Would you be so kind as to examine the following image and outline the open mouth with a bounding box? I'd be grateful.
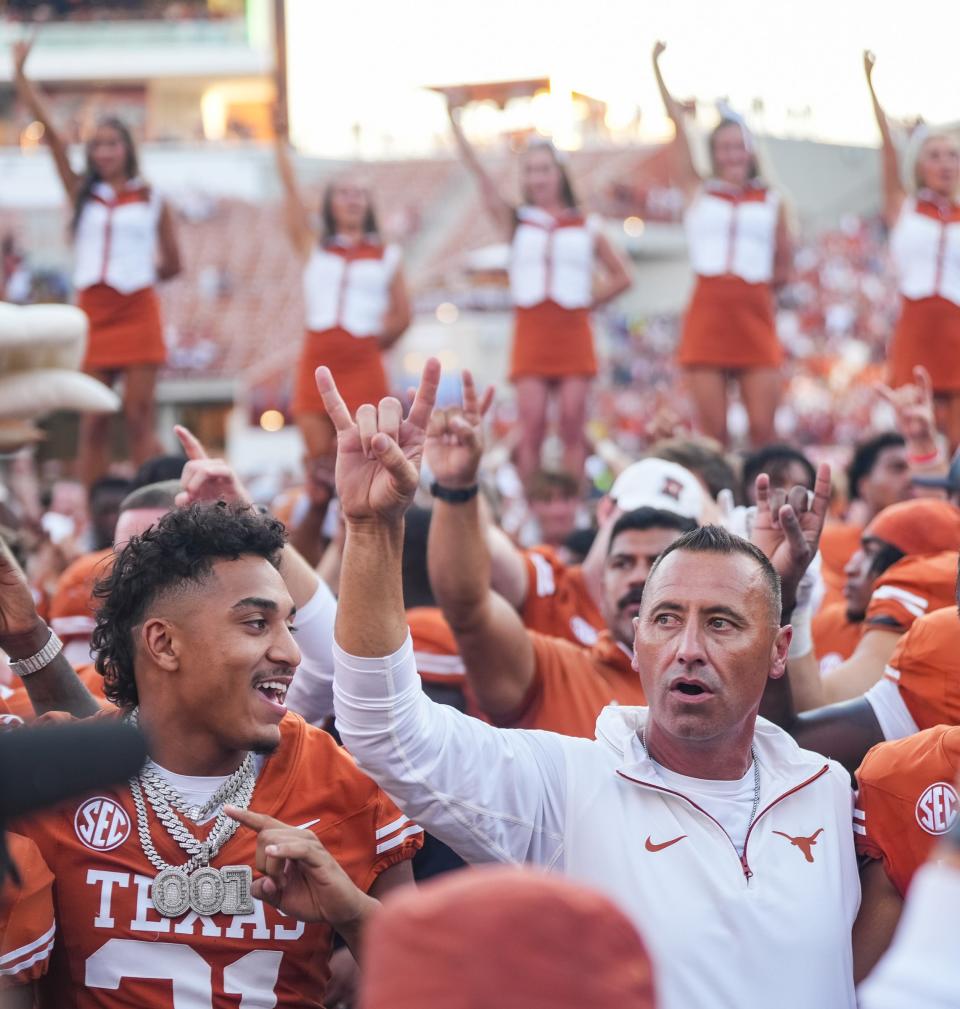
[670,679,713,700]
[253,677,291,709]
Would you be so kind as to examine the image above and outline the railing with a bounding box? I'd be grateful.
[0,15,248,49]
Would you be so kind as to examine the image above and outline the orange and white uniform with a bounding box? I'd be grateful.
[73,180,166,372]
[509,206,599,381]
[49,548,114,646]
[519,547,606,647]
[501,631,645,738]
[292,238,401,418]
[0,833,56,990]
[406,606,489,719]
[12,712,421,1009]
[679,180,782,370]
[871,607,960,736]
[863,551,958,634]
[888,191,960,391]
[854,725,960,896]
[812,602,862,675]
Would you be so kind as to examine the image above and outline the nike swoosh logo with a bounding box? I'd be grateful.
[295,818,321,830]
[645,834,686,852]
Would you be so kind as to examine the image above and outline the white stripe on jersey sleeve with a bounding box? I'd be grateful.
[0,923,55,978]
[870,585,928,620]
[375,824,424,855]
[864,678,921,742]
[376,815,410,840]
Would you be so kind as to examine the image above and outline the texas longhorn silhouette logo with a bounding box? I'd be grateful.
[772,828,824,863]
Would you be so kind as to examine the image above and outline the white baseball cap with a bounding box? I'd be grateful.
[609,458,704,522]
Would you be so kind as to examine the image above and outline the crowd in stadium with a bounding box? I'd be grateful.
[1,26,960,1009]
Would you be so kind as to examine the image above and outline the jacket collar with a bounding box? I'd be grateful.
[594,705,829,794]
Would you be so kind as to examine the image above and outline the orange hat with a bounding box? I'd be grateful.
[864,499,960,557]
[358,867,657,1009]
[48,548,113,640]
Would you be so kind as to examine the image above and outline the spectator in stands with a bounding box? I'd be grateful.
[273,106,412,470]
[741,444,815,506]
[87,475,131,551]
[652,41,793,448]
[446,95,632,482]
[864,50,960,449]
[647,435,738,501]
[13,38,181,486]
[522,469,581,550]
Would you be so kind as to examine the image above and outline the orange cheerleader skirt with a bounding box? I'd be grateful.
[509,300,597,382]
[77,283,166,371]
[292,327,389,418]
[888,295,960,392]
[678,275,782,370]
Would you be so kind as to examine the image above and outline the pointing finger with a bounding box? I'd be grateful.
[315,367,355,434]
[754,473,771,520]
[479,385,495,417]
[810,462,831,522]
[174,425,208,461]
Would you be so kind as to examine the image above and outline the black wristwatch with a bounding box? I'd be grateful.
[429,482,479,504]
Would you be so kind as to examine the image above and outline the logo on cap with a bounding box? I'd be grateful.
[915,781,959,836]
[661,477,684,502]
[75,796,131,851]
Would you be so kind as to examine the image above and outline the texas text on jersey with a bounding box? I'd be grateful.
[13,713,422,1008]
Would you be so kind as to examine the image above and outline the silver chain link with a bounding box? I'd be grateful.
[126,707,257,875]
[640,727,762,826]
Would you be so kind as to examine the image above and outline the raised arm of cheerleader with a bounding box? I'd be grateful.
[652,41,701,201]
[446,96,515,237]
[272,106,315,259]
[379,266,413,350]
[11,37,80,202]
[863,50,905,227]
[592,231,633,307]
[772,202,794,289]
[156,202,182,281]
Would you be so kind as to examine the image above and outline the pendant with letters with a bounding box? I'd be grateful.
[152,864,254,918]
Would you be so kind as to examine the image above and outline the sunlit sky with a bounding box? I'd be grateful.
[285,0,959,158]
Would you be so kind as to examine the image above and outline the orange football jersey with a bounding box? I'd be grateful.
[865,551,958,633]
[520,548,606,647]
[49,549,114,641]
[818,523,863,610]
[501,630,645,737]
[407,607,465,687]
[812,602,862,674]
[13,712,421,1008]
[0,833,55,989]
[854,725,960,897]
[883,607,960,730]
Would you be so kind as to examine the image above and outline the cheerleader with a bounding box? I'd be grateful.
[653,41,792,448]
[275,109,412,465]
[447,96,632,483]
[13,39,181,485]
[864,50,960,449]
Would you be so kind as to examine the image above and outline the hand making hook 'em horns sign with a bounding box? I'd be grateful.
[315,359,441,524]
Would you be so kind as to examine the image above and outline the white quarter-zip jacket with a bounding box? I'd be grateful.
[333,634,859,1009]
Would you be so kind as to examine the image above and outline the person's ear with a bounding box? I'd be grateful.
[141,617,180,673]
[768,626,791,680]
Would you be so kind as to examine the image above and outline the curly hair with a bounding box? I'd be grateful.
[91,502,286,709]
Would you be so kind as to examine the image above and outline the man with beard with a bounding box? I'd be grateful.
[424,381,695,736]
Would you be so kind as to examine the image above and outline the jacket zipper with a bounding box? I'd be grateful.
[617,763,829,882]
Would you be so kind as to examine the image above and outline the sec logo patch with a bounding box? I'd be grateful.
[915,781,959,836]
[75,796,131,851]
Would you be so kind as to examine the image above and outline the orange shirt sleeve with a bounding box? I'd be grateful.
[865,553,957,633]
[0,833,55,989]
[884,608,960,731]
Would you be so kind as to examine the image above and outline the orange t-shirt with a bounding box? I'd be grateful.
[854,725,960,897]
[865,551,958,633]
[812,602,862,674]
[502,631,645,738]
[817,523,863,612]
[13,712,422,1009]
[49,549,114,641]
[883,607,960,730]
[0,833,56,989]
[406,606,488,719]
[520,548,606,647]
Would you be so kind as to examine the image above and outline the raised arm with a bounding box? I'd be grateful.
[0,537,97,718]
[651,41,700,201]
[425,373,539,721]
[11,38,80,202]
[863,50,906,228]
[875,366,948,488]
[324,362,568,865]
[272,106,315,259]
[446,98,515,237]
